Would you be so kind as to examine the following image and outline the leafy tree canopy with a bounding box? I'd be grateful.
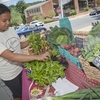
[11,8,22,26]
[16,0,30,24]
[16,0,29,13]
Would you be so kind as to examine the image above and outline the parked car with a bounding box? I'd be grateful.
[16,25,47,38]
[30,20,44,27]
[14,25,25,31]
[89,8,100,16]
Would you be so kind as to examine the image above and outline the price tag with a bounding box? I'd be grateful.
[92,56,100,69]
[26,69,32,74]
[75,37,83,49]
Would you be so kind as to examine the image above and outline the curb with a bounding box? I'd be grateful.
[75,25,92,32]
[69,13,89,20]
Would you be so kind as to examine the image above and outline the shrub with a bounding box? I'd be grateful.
[49,10,56,18]
[69,10,76,16]
[43,19,53,23]
[32,14,40,20]
[32,14,45,21]
[84,7,89,11]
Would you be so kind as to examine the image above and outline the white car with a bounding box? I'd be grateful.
[30,20,44,27]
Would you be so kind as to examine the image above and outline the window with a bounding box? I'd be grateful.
[32,9,34,13]
[78,0,87,10]
[63,0,74,16]
[27,7,41,16]
[88,0,94,7]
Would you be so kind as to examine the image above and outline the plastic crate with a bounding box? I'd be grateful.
[59,17,74,42]
[63,49,70,60]
[58,46,64,56]
[58,46,82,69]
[69,54,82,69]
[64,49,82,69]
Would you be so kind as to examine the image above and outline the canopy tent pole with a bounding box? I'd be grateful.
[59,0,72,18]
[58,0,63,18]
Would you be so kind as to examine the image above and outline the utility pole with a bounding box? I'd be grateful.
[58,0,63,18]
[60,0,64,18]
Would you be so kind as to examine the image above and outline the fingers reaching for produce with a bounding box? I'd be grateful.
[37,52,50,61]
[44,51,50,57]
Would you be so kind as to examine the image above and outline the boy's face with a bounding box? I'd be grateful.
[0,12,11,32]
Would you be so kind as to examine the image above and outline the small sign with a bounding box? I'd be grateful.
[75,37,83,49]
[92,56,100,69]
[57,7,61,14]
[26,69,32,74]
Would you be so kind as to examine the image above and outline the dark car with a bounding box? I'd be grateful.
[16,25,47,38]
[89,8,100,16]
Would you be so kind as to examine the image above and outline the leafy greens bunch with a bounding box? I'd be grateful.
[24,59,65,86]
[47,26,73,49]
[24,33,66,86]
[81,35,100,62]
[89,23,100,36]
[27,33,50,54]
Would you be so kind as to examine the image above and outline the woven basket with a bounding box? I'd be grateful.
[79,55,100,83]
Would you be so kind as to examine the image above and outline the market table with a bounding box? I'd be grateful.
[22,17,100,100]
[22,69,32,100]
[22,58,100,100]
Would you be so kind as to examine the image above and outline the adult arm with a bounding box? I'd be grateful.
[0,49,50,62]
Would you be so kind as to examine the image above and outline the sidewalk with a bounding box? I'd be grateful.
[68,11,89,20]
[75,25,92,32]
[67,11,93,39]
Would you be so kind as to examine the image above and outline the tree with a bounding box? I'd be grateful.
[11,8,22,26]
[16,0,29,24]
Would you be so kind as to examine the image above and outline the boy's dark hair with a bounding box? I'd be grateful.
[0,3,10,15]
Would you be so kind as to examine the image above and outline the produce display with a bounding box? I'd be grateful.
[27,33,50,54]
[89,23,100,36]
[61,42,81,58]
[50,50,69,67]
[81,35,100,62]
[24,59,65,86]
[52,85,100,100]
[24,24,100,100]
[24,33,68,86]
[47,26,73,49]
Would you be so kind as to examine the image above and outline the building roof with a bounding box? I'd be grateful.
[25,1,50,11]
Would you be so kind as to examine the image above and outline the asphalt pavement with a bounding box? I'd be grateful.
[68,11,92,32]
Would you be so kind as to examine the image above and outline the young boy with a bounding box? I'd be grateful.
[0,3,50,100]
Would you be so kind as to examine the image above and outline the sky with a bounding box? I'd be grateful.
[0,0,43,6]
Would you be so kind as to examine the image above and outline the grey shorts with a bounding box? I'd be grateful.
[0,79,13,100]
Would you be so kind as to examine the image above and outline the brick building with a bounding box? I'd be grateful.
[60,0,97,16]
[24,0,98,23]
[24,0,54,23]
